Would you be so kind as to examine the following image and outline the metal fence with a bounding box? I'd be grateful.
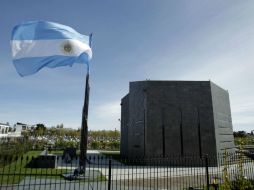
[0,152,254,190]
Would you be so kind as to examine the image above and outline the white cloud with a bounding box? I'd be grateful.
[89,101,121,130]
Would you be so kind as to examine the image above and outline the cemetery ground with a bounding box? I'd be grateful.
[1,148,254,189]
[1,131,254,189]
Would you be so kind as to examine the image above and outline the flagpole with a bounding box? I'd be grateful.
[79,33,92,174]
[79,70,89,173]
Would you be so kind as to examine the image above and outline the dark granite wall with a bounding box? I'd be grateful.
[120,81,235,163]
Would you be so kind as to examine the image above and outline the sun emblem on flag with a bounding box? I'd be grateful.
[61,41,74,55]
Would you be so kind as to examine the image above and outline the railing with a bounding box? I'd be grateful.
[0,152,254,190]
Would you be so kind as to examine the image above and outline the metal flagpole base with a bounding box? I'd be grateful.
[62,168,88,181]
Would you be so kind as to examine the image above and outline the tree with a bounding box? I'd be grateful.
[48,127,58,137]
[108,141,120,150]
[35,123,47,136]
[233,131,247,138]
[90,141,100,149]
[56,123,64,128]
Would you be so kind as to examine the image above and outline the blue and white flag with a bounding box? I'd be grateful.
[11,21,92,76]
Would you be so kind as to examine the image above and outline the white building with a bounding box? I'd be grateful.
[0,122,10,135]
[0,122,23,142]
[14,122,30,132]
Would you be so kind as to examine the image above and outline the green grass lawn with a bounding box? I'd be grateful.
[48,150,64,155]
[0,151,70,185]
[0,150,107,185]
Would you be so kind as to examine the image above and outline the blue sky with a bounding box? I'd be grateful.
[0,0,253,131]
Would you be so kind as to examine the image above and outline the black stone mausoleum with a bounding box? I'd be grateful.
[120,81,235,163]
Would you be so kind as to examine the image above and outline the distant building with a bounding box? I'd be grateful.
[14,122,31,132]
[0,122,23,142]
[0,123,11,135]
[120,81,235,165]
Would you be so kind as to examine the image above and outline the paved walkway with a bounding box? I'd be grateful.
[54,150,254,181]
[11,178,171,190]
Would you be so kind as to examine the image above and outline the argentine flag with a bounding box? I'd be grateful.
[11,21,92,76]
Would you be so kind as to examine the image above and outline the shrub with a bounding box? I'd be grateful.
[221,140,254,190]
